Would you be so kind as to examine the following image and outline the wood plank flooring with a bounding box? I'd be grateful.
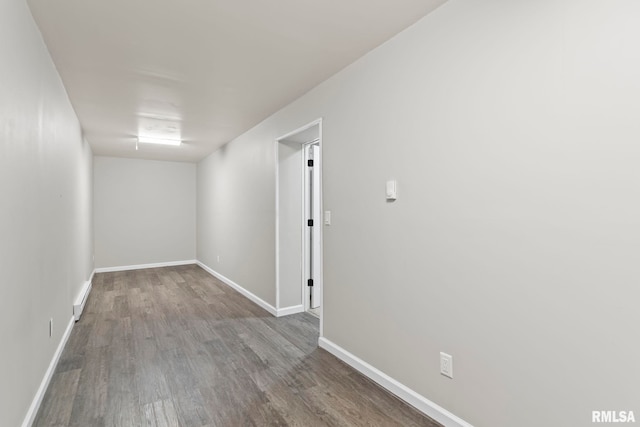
[34,265,442,427]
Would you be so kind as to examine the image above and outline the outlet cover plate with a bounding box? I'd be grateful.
[440,352,453,378]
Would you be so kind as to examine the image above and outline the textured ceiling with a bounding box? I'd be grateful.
[27,0,446,162]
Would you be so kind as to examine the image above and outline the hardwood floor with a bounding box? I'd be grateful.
[34,265,442,427]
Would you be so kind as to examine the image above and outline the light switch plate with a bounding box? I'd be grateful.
[386,180,397,201]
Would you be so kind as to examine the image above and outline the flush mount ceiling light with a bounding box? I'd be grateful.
[137,136,182,146]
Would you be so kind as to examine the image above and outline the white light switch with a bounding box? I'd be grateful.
[324,210,331,225]
[386,180,397,201]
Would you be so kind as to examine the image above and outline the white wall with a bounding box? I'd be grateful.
[278,141,304,309]
[0,0,94,425]
[94,156,196,269]
[196,1,640,425]
[197,137,276,306]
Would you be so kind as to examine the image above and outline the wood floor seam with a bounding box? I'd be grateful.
[34,265,442,427]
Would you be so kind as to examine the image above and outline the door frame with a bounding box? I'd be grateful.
[275,118,324,335]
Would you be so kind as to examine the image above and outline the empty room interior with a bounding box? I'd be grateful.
[1,0,639,426]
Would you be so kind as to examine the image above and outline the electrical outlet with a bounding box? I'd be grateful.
[49,318,53,338]
[217,255,220,262]
[440,352,453,378]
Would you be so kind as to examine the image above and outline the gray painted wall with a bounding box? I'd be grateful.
[94,156,196,269]
[196,0,640,425]
[0,0,94,425]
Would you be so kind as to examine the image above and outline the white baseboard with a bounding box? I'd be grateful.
[318,337,474,427]
[73,269,95,321]
[196,261,277,316]
[94,259,196,273]
[21,315,75,427]
[277,304,304,317]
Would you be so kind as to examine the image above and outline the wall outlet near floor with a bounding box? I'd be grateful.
[49,318,53,338]
[440,352,453,378]
[217,255,220,263]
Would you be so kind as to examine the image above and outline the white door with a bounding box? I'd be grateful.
[306,144,321,309]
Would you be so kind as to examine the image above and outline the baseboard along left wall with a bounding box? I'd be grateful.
[22,267,96,427]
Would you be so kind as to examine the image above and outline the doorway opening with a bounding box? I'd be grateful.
[276,119,323,325]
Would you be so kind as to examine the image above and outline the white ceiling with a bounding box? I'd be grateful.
[27,0,446,162]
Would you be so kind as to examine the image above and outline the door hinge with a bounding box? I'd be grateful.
[308,159,314,167]
[308,279,314,287]
[308,219,313,226]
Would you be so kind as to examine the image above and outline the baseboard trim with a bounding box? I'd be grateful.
[94,259,196,273]
[196,261,277,316]
[21,315,75,427]
[73,269,95,321]
[318,337,474,427]
[277,304,304,317]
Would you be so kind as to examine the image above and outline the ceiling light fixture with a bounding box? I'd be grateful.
[137,136,182,146]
